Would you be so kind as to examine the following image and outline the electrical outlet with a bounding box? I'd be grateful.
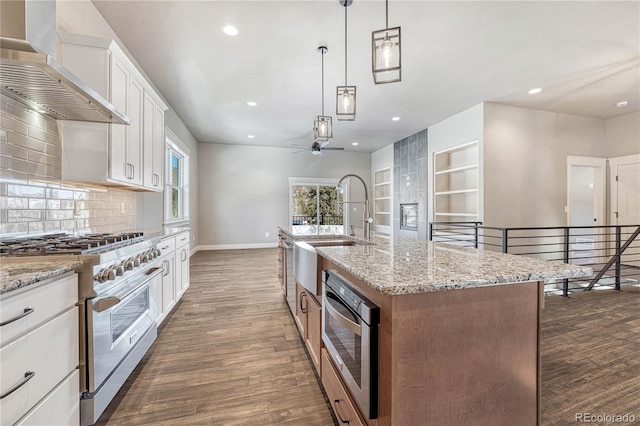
[120,203,125,214]
[265,232,270,238]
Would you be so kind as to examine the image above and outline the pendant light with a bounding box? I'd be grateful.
[336,0,356,121]
[314,45,332,142]
[371,0,401,84]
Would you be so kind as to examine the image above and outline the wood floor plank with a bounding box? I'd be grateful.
[97,249,639,425]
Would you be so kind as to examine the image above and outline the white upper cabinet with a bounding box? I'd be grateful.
[59,32,167,191]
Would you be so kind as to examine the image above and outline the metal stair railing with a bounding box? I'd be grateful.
[585,225,640,291]
[429,222,640,297]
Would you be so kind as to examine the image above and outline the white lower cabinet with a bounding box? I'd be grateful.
[176,232,190,299]
[16,370,80,426]
[156,231,191,325]
[0,273,79,426]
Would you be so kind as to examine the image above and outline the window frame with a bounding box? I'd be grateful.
[288,177,350,235]
[164,131,190,225]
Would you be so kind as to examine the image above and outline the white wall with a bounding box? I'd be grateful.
[605,111,640,158]
[427,103,485,223]
[483,103,606,228]
[198,144,371,247]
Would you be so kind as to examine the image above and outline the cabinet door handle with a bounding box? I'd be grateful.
[0,371,35,400]
[181,249,187,261]
[0,307,34,327]
[333,400,350,424]
[131,164,135,179]
[299,292,307,314]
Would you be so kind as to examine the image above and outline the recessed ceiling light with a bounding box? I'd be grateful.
[246,101,257,107]
[247,135,255,139]
[392,116,400,121]
[221,25,239,36]
[616,100,628,108]
[528,88,542,95]
[352,142,358,146]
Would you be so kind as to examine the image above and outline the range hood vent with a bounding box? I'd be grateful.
[1,49,129,124]
[0,0,129,125]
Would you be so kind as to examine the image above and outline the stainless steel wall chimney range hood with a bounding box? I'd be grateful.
[0,0,129,124]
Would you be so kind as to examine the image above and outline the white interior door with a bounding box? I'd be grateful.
[567,156,606,264]
[611,155,640,226]
[610,154,640,266]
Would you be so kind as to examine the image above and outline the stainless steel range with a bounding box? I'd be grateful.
[0,232,163,425]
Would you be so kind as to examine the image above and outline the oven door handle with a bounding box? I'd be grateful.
[94,267,163,313]
[325,293,361,336]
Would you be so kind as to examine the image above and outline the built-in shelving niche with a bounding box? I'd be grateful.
[433,141,479,222]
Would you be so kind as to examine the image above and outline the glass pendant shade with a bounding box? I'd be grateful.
[372,26,401,84]
[314,115,332,142]
[336,86,356,121]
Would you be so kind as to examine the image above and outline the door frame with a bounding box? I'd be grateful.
[608,153,640,225]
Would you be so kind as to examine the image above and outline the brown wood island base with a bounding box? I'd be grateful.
[321,257,544,426]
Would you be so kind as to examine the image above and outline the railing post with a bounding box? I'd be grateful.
[502,229,508,253]
[474,223,479,249]
[563,227,570,298]
[615,226,622,291]
[428,223,433,241]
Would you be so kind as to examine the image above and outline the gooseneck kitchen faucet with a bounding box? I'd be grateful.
[337,174,373,239]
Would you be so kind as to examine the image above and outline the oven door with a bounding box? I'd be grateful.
[86,266,161,393]
[322,285,378,419]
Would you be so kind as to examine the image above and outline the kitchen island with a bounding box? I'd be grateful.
[282,230,592,426]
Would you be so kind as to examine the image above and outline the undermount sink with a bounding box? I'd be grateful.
[304,239,355,247]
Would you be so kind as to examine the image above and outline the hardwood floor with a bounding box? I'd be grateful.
[98,249,639,425]
[97,249,335,426]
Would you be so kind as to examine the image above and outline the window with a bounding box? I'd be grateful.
[289,177,347,235]
[165,133,189,224]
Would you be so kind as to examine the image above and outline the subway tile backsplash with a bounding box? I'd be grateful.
[0,95,137,236]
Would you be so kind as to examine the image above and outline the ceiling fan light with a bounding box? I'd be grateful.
[372,26,401,84]
[336,86,356,121]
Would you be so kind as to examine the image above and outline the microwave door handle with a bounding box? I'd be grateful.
[325,295,362,336]
[94,267,163,313]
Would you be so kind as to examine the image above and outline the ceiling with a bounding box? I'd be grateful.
[91,1,639,153]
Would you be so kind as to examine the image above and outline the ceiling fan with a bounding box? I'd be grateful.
[292,141,345,156]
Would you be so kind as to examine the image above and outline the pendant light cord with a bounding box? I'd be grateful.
[386,0,389,28]
[344,5,348,85]
[321,48,325,115]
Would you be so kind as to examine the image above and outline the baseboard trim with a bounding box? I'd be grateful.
[198,243,278,251]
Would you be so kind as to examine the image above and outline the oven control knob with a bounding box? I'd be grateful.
[106,267,116,281]
[115,265,125,276]
[124,259,135,271]
[153,248,161,258]
[133,257,141,267]
[94,269,108,283]
[149,249,157,260]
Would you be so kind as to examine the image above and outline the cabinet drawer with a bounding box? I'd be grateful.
[0,273,78,346]
[158,236,176,257]
[176,231,190,247]
[16,369,79,426]
[321,349,365,426]
[0,307,79,425]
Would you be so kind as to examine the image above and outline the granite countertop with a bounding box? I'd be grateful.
[0,261,83,296]
[316,236,593,296]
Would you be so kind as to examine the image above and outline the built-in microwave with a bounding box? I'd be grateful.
[322,270,380,420]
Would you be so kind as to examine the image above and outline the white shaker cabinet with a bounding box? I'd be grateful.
[143,94,165,190]
[0,273,79,426]
[175,231,191,299]
[156,231,191,326]
[59,32,167,191]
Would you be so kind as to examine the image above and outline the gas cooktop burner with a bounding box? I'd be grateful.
[0,232,145,256]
